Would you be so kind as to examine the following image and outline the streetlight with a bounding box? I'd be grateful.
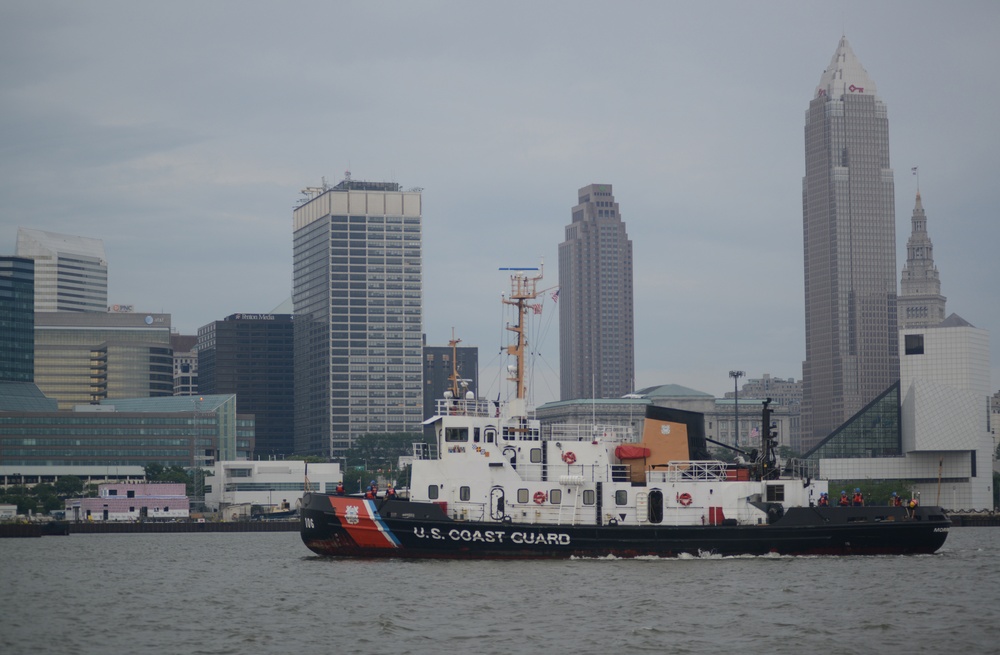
[729,370,745,447]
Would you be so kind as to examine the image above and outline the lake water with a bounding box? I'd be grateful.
[2,527,997,655]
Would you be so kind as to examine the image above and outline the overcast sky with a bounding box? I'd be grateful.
[2,1,997,404]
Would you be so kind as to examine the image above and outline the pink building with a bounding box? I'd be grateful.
[65,483,189,521]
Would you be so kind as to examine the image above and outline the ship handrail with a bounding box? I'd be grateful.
[649,460,731,483]
[546,424,634,443]
[433,398,537,420]
[435,398,496,417]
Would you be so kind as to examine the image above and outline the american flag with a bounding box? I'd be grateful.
[551,289,560,303]
[530,303,542,315]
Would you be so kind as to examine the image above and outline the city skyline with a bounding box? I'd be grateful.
[1,4,997,403]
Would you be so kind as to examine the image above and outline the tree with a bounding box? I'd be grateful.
[143,463,165,480]
[286,455,327,463]
[54,476,84,498]
[346,432,426,470]
[144,463,196,495]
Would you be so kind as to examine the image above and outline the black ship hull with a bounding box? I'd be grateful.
[300,493,950,559]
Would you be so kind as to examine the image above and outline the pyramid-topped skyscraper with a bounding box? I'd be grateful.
[800,37,899,452]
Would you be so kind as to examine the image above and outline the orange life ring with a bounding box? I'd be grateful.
[533,491,547,505]
[561,451,577,465]
[678,492,693,506]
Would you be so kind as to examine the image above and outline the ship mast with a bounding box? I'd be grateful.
[447,328,462,399]
[500,265,543,411]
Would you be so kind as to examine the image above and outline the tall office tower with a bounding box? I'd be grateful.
[197,313,295,458]
[558,184,634,401]
[34,312,174,409]
[15,228,108,313]
[292,177,423,458]
[801,37,899,451]
[898,192,946,329]
[0,257,35,382]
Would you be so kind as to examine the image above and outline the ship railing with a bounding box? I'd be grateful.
[546,424,635,443]
[412,441,438,461]
[781,458,819,480]
[435,398,496,418]
[647,460,730,484]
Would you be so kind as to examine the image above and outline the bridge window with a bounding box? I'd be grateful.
[445,428,468,442]
[766,485,785,502]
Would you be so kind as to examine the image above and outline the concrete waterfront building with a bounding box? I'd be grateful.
[0,257,35,383]
[898,192,947,329]
[801,37,899,452]
[33,311,174,409]
[15,228,108,313]
[198,314,295,458]
[292,176,423,458]
[559,184,634,401]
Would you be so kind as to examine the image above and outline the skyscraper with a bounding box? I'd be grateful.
[558,184,634,401]
[898,191,946,329]
[292,177,423,458]
[33,311,174,409]
[15,228,108,313]
[801,37,899,451]
[197,313,295,458]
[0,257,35,383]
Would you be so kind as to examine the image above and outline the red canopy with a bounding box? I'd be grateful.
[615,444,651,460]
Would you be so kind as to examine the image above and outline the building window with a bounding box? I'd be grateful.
[905,334,924,355]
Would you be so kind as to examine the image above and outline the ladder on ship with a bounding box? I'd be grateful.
[557,484,582,526]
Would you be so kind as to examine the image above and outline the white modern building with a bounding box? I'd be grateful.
[204,460,341,513]
[813,314,993,510]
[16,227,108,313]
